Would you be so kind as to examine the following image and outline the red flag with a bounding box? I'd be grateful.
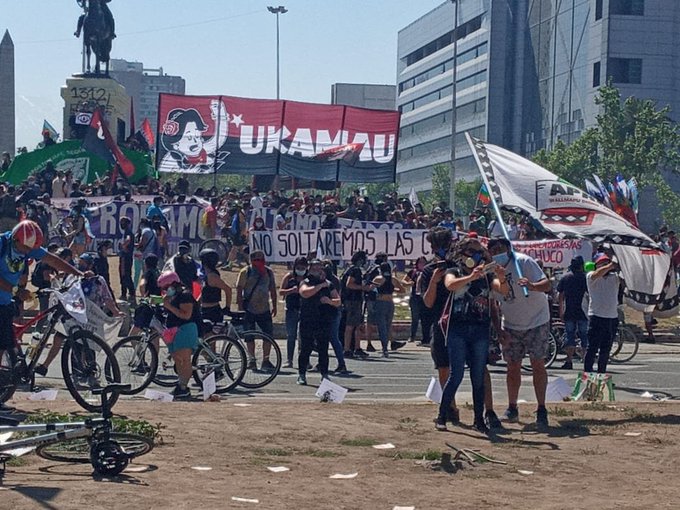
[82,108,135,177]
[314,142,364,166]
[130,97,136,137]
[141,118,155,149]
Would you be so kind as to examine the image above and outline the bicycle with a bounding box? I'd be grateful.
[0,383,153,477]
[0,282,121,413]
[550,319,639,365]
[110,306,248,395]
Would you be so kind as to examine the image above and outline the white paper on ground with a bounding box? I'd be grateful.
[267,466,290,473]
[624,432,642,437]
[202,371,217,401]
[517,470,534,475]
[231,497,259,503]
[425,377,442,404]
[28,389,59,401]
[393,507,416,510]
[191,466,212,471]
[640,391,654,398]
[4,446,35,457]
[372,443,395,450]
[0,432,13,444]
[144,389,174,402]
[329,472,358,479]
[233,403,253,407]
[545,377,573,402]
[517,399,528,404]
[315,378,348,404]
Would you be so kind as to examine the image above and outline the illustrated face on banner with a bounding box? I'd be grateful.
[160,100,230,174]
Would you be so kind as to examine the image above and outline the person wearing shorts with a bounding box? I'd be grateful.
[488,237,551,430]
[341,251,372,359]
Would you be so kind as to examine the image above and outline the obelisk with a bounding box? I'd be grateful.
[0,30,15,156]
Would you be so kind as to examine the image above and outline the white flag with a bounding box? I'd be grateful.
[409,187,420,206]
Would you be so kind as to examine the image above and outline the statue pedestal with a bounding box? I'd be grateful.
[60,75,130,142]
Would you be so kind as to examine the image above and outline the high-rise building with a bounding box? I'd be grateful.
[396,0,680,193]
[331,83,396,111]
[108,59,185,134]
[0,30,15,157]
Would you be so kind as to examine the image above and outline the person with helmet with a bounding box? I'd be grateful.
[2,221,89,373]
[199,248,232,325]
[35,252,123,378]
[158,270,200,400]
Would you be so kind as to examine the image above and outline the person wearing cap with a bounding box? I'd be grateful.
[118,217,135,302]
[167,240,200,288]
[584,253,620,374]
[296,259,341,385]
[487,237,551,430]
[556,256,589,369]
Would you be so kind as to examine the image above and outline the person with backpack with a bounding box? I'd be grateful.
[279,256,308,368]
[236,250,277,371]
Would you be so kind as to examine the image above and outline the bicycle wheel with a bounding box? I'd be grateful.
[610,326,639,363]
[521,330,558,371]
[36,432,154,463]
[61,330,121,413]
[192,335,246,394]
[0,351,16,403]
[153,339,179,387]
[551,323,567,364]
[110,335,159,395]
[200,239,229,265]
[238,330,282,389]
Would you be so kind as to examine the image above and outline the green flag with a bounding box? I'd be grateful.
[0,140,155,185]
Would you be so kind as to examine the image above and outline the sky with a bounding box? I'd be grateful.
[2,0,444,150]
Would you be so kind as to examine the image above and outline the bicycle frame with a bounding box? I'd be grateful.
[0,420,97,452]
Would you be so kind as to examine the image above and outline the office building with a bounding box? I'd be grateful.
[396,0,680,192]
[109,59,185,133]
[0,30,15,156]
[331,83,396,111]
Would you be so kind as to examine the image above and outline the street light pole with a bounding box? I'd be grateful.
[267,6,288,100]
[448,0,459,214]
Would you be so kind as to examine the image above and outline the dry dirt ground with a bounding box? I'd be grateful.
[2,399,680,510]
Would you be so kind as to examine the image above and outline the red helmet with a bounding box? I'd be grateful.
[11,220,44,249]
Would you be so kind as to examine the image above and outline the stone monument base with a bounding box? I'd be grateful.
[60,74,130,142]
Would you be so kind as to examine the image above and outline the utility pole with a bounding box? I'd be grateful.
[267,6,288,100]
[448,0,459,213]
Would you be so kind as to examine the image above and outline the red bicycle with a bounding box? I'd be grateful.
[0,283,121,413]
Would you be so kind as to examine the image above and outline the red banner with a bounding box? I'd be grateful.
[156,94,399,183]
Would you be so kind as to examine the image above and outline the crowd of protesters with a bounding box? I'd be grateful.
[0,160,668,423]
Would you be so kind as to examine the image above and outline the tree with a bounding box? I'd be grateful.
[533,83,680,226]
[429,163,450,210]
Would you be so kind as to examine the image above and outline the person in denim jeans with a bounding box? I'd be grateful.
[279,257,308,368]
[557,256,589,369]
[323,260,347,373]
[435,238,508,433]
[370,263,404,358]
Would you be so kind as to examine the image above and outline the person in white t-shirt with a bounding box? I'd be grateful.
[488,237,551,430]
[250,191,263,209]
[584,253,620,374]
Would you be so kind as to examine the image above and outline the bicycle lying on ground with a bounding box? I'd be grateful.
[0,281,121,413]
[0,383,153,477]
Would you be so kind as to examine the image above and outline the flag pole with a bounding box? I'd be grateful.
[465,132,528,297]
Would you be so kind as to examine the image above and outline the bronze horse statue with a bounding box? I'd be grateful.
[75,0,116,75]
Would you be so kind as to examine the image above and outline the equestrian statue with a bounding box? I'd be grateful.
[74,0,116,76]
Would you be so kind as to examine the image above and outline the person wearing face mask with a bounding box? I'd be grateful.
[404,256,428,343]
[322,259,347,374]
[237,251,277,370]
[296,259,341,385]
[487,237,551,430]
[340,250,373,361]
[92,240,113,293]
[158,271,200,400]
[279,257,308,368]
[250,216,267,232]
[434,238,507,432]
[363,252,388,354]
[118,217,136,303]
[370,262,405,358]
[166,240,200,289]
